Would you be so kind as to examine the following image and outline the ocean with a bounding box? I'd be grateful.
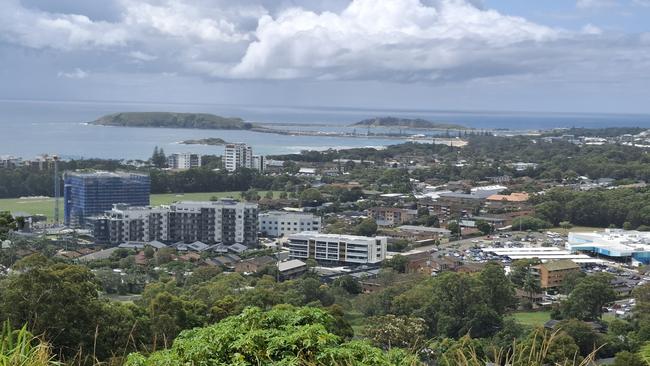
[2,99,650,160]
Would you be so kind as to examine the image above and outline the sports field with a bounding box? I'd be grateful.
[0,191,280,221]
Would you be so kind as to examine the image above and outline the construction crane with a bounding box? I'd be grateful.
[53,155,60,225]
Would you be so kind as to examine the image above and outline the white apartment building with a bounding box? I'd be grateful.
[224,143,266,172]
[93,199,258,246]
[259,211,321,237]
[167,153,201,170]
[288,232,387,265]
[252,155,266,172]
[224,143,253,172]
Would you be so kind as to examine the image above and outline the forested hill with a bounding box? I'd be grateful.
[351,116,467,129]
[90,112,252,130]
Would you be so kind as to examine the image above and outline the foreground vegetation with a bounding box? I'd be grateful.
[0,249,648,365]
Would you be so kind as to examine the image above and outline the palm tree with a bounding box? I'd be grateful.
[523,269,541,302]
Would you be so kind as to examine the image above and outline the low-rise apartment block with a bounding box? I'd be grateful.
[368,207,417,226]
[288,232,387,265]
[533,260,580,289]
[259,211,321,237]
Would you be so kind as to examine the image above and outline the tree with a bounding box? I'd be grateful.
[476,220,493,236]
[555,319,602,356]
[300,188,322,206]
[150,146,167,168]
[561,273,616,321]
[522,270,541,303]
[332,275,363,294]
[0,211,16,239]
[264,191,274,199]
[148,291,206,348]
[125,306,421,366]
[0,255,103,357]
[383,254,408,273]
[355,218,378,236]
[512,216,551,231]
[613,351,645,366]
[143,246,155,259]
[560,271,586,295]
[447,221,460,236]
[362,315,427,350]
[534,201,564,226]
[478,262,517,315]
[509,259,540,287]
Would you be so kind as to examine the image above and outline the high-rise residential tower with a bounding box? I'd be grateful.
[64,171,150,227]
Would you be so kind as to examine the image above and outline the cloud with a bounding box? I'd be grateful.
[57,68,88,79]
[0,0,648,87]
[229,0,559,81]
[129,51,158,62]
[0,0,128,50]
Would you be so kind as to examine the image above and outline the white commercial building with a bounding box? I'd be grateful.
[568,229,650,265]
[259,211,321,237]
[481,246,604,263]
[167,153,201,170]
[288,232,387,264]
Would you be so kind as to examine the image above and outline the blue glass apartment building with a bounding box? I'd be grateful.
[64,171,150,227]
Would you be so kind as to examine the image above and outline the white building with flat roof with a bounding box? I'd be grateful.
[568,229,650,265]
[224,143,253,172]
[167,152,201,170]
[288,232,387,265]
[259,211,321,237]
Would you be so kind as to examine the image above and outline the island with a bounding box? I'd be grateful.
[350,116,467,130]
[90,112,253,130]
[180,137,228,145]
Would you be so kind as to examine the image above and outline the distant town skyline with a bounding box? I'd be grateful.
[2,0,650,114]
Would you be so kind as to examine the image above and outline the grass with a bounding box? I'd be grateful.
[508,311,551,327]
[0,191,281,222]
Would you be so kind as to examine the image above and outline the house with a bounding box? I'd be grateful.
[297,167,317,176]
[278,259,308,280]
[187,241,210,252]
[405,253,462,275]
[460,216,507,229]
[235,256,275,273]
[209,254,242,268]
[533,260,580,289]
[228,243,249,254]
[485,192,531,213]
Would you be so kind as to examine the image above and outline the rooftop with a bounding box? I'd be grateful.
[397,225,451,234]
[278,259,307,272]
[486,192,530,202]
[540,260,580,271]
[289,232,387,241]
[65,170,148,178]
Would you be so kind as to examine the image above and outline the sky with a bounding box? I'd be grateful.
[1,0,649,114]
